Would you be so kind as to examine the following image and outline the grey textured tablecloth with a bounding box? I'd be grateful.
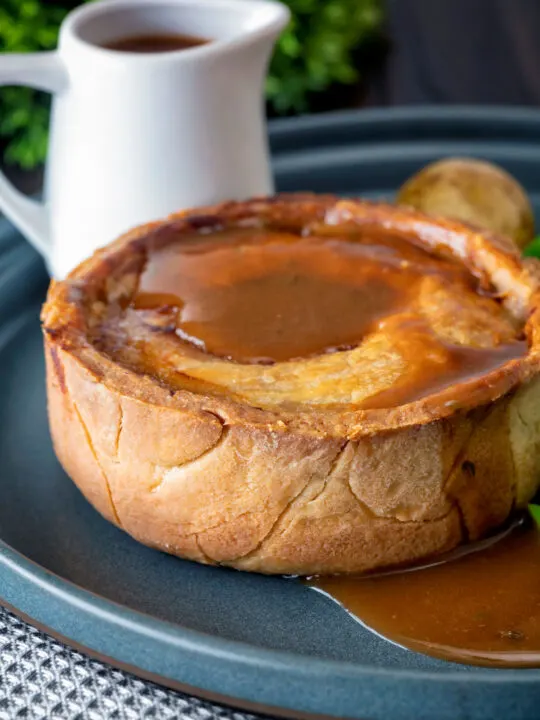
[0,606,257,719]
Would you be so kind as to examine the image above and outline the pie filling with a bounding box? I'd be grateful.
[98,225,526,410]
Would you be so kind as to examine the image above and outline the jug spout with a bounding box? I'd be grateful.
[192,1,291,201]
[131,0,290,205]
[35,0,291,277]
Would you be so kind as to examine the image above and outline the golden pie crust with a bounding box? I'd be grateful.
[42,195,540,575]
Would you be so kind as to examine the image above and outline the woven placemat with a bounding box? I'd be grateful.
[0,606,258,719]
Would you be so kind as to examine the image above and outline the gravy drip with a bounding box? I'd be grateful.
[308,524,540,667]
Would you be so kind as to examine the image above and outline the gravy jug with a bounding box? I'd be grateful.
[0,0,289,277]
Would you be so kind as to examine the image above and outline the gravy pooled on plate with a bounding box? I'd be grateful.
[309,520,540,667]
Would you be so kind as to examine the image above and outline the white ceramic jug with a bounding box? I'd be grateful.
[0,0,289,277]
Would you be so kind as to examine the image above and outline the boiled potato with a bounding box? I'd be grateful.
[397,158,535,249]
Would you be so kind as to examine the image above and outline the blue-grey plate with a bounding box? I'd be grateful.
[2,106,540,720]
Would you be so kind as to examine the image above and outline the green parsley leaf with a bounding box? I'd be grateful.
[528,504,540,527]
[523,236,540,258]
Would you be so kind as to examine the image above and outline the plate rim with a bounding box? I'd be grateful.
[4,106,540,718]
[269,104,540,140]
[2,518,538,686]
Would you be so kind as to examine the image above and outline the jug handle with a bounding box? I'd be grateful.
[0,53,66,260]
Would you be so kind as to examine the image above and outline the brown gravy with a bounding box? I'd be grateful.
[133,226,525,407]
[308,523,540,667]
[102,33,208,53]
[361,326,525,410]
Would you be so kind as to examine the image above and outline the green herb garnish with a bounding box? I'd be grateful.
[528,504,540,527]
[523,236,540,258]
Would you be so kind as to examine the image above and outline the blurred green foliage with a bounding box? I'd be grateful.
[0,1,65,168]
[0,0,383,169]
[267,0,383,113]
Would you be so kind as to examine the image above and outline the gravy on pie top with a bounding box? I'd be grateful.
[133,226,525,408]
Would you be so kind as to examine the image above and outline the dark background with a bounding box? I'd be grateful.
[371,0,540,107]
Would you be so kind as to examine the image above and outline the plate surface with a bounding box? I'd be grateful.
[2,107,540,720]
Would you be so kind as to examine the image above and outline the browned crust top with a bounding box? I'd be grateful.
[41,194,540,439]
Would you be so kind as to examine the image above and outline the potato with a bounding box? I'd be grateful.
[397,158,535,249]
